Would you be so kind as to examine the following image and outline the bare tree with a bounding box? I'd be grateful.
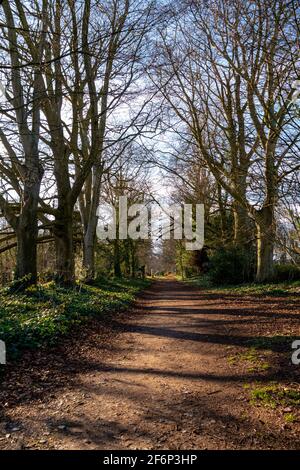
[152,0,300,281]
[0,0,46,285]
[8,0,155,284]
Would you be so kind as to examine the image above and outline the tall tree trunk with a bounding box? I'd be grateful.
[83,223,97,282]
[82,168,102,282]
[15,168,43,284]
[130,241,136,278]
[233,203,251,247]
[113,238,121,277]
[123,240,131,276]
[255,206,275,282]
[178,241,185,280]
[15,223,38,284]
[53,205,75,285]
[232,170,251,247]
[2,2,45,288]
[217,183,227,242]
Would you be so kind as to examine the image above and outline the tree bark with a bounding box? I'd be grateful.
[14,165,43,284]
[1,1,45,287]
[53,205,75,286]
[217,183,227,242]
[233,203,251,247]
[15,223,38,283]
[113,238,121,277]
[82,168,102,282]
[130,240,137,278]
[255,206,275,282]
[83,223,97,282]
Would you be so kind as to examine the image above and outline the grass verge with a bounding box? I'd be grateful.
[185,276,300,296]
[0,277,150,359]
[249,383,300,410]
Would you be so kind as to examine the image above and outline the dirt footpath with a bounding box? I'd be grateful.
[0,279,300,450]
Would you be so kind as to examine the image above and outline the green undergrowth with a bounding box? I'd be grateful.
[227,347,271,373]
[0,277,150,359]
[248,383,300,410]
[185,276,300,297]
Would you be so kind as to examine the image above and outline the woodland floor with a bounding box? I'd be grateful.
[0,279,300,450]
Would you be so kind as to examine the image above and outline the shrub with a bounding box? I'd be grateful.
[274,263,300,282]
[208,246,255,285]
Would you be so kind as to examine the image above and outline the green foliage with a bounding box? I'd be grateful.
[227,347,270,372]
[0,278,150,358]
[187,278,300,296]
[184,274,213,288]
[274,264,300,282]
[217,281,300,296]
[284,413,297,423]
[208,246,255,285]
[250,385,300,409]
